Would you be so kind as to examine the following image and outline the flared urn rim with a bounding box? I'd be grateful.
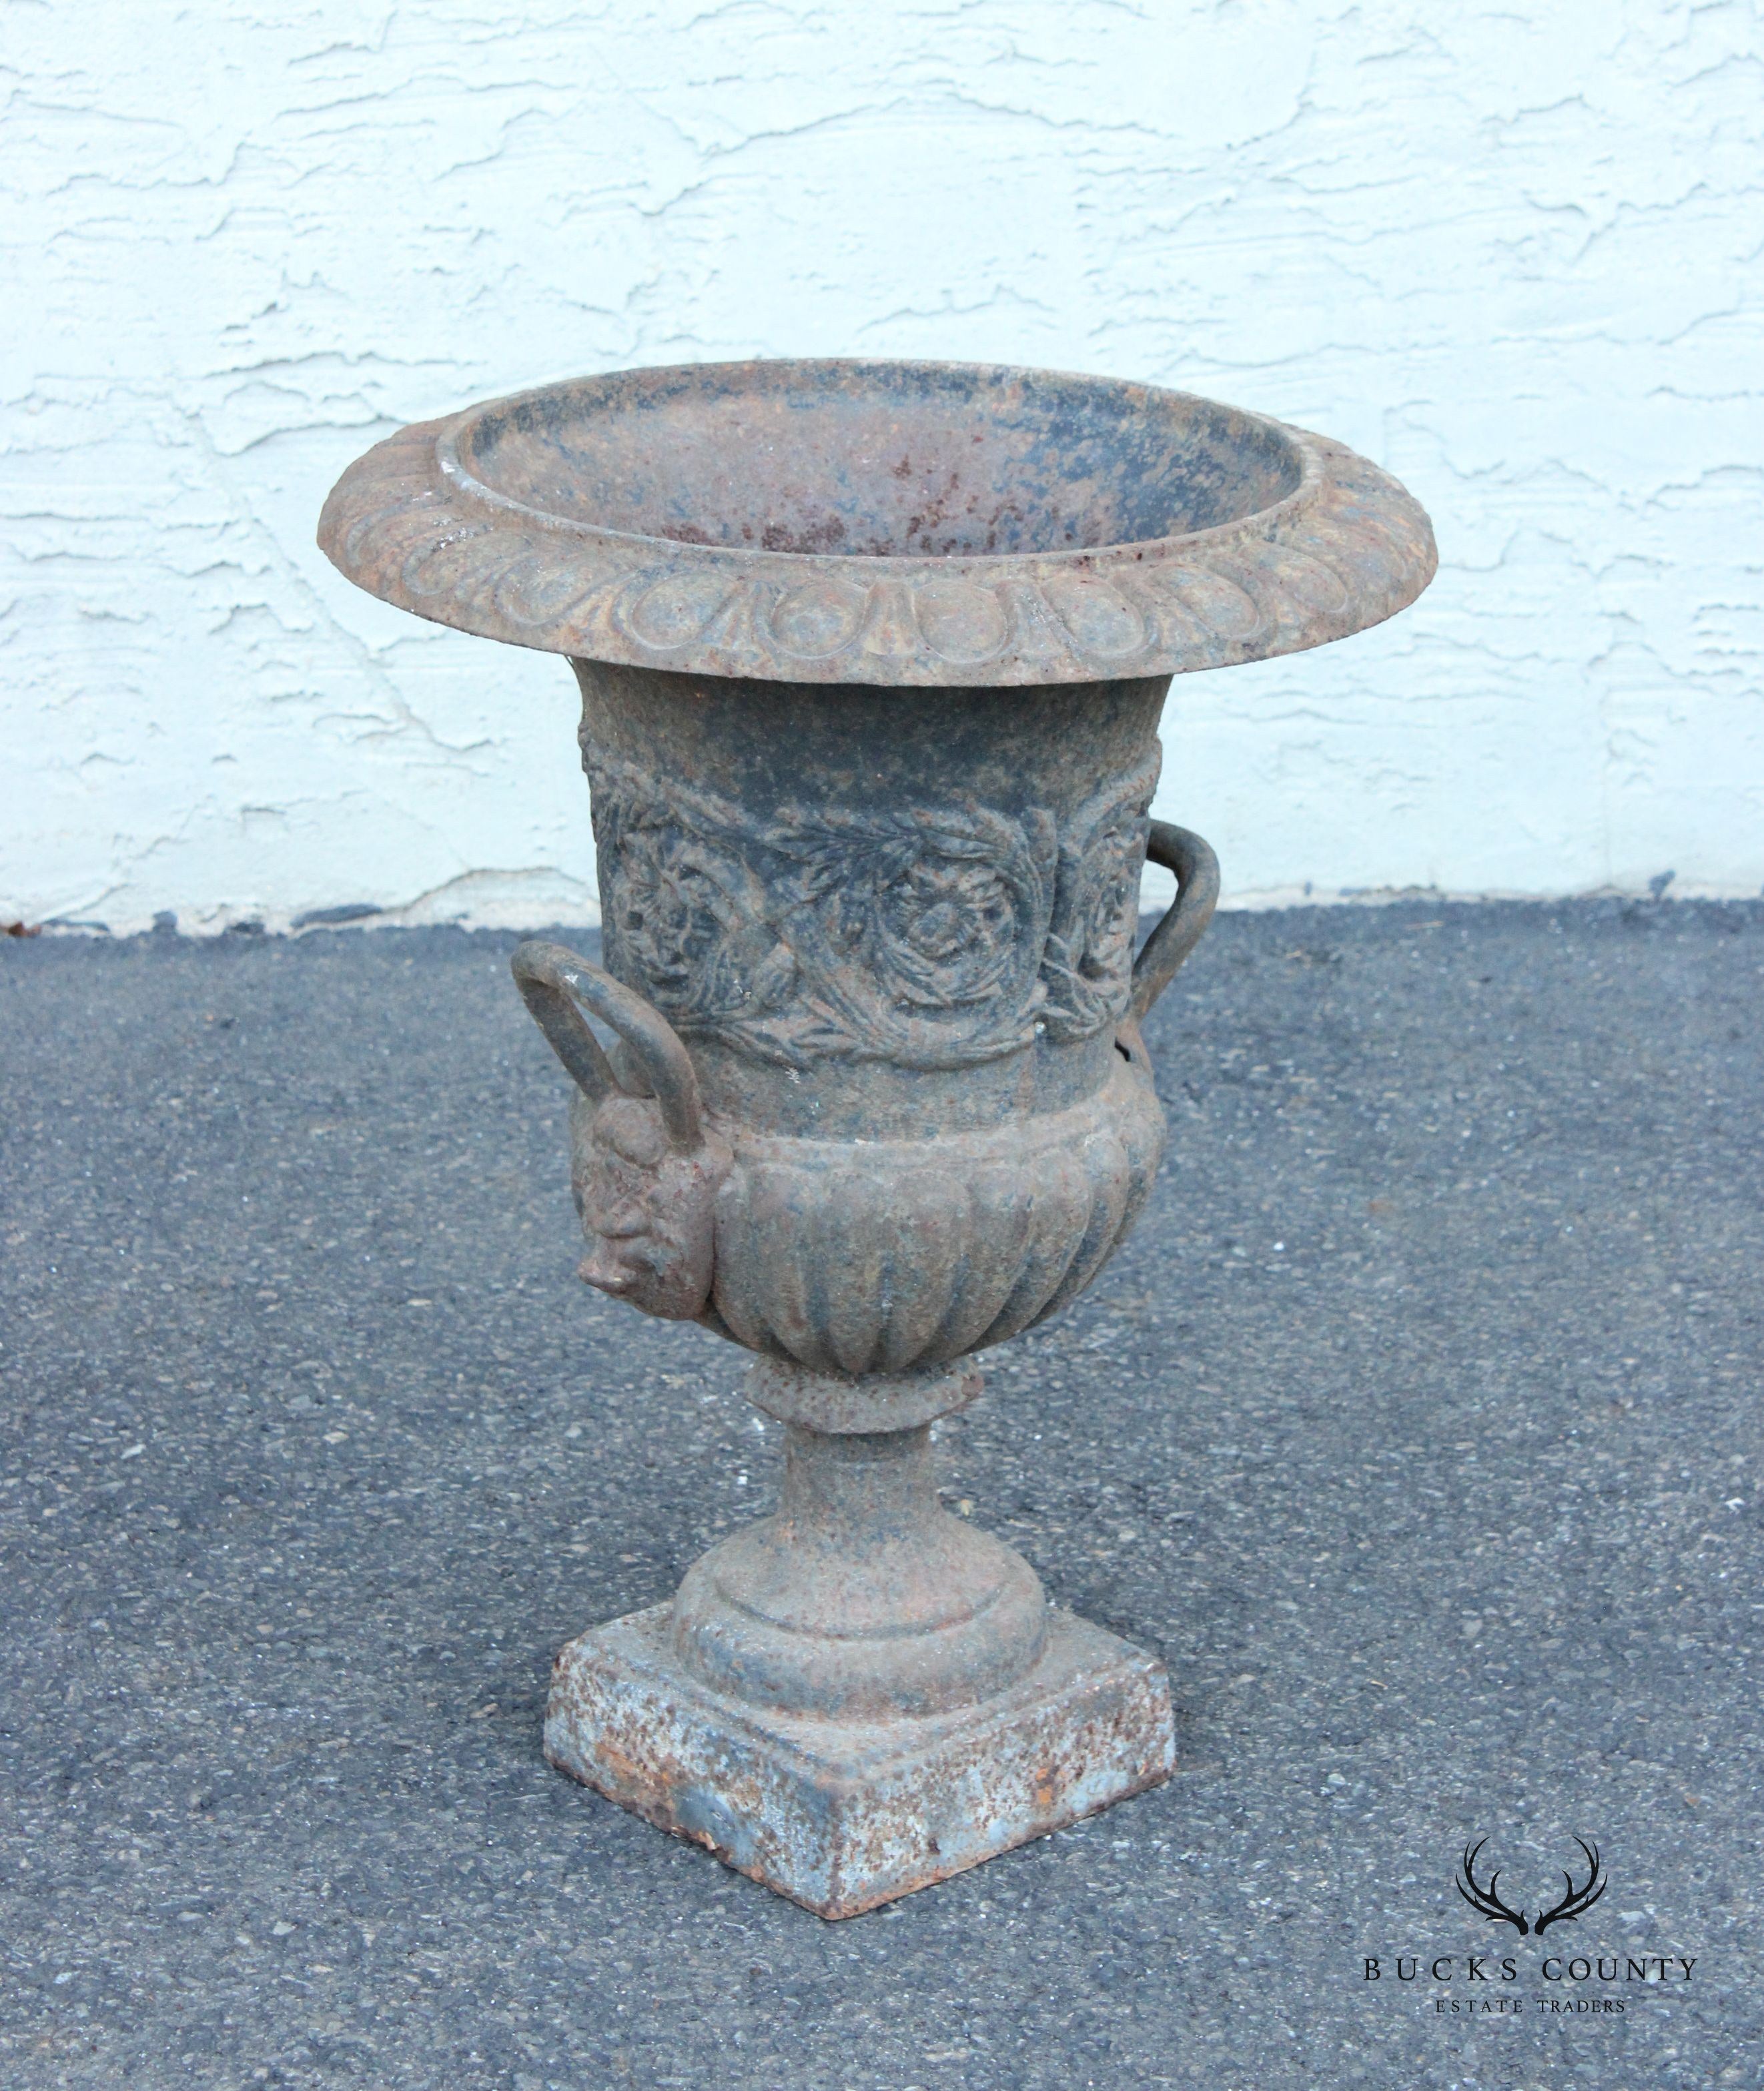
[318,357,1436,688]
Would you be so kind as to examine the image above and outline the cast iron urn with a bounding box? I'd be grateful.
[320,358,1435,1915]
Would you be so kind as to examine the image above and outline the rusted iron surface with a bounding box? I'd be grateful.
[318,358,1435,1915]
[549,666,1192,1380]
[544,1603,1176,1920]
[671,1416,1048,1721]
[746,1357,981,1435]
[512,940,731,1318]
[318,358,1436,689]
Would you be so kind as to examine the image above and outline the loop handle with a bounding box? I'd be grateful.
[1129,823,1220,1023]
[510,941,704,1151]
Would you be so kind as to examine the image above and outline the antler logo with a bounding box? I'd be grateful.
[1455,1836,1607,1938]
[1456,1838,1530,1935]
[1534,1837,1607,1936]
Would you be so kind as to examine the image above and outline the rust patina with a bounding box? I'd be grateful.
[320,358,1435,1917]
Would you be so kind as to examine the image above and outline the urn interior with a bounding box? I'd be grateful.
[451,360,1305,559]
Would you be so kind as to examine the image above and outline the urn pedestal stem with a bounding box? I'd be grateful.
[671,1404,1049,1722]
[543,1380,1177,1920]
[544,1357,1178,1915]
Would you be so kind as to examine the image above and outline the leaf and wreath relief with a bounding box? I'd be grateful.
[586,745,1158,1070]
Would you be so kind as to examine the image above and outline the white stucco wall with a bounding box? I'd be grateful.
[5,0,1761,932]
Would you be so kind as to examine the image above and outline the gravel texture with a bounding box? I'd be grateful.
[2,899,1761,2089]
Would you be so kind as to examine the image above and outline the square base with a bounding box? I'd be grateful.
[543,1603,1175,1918]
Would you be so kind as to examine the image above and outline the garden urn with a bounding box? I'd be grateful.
[319,358,1435,1916]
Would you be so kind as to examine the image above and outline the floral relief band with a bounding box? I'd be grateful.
[586,745,1160,1070]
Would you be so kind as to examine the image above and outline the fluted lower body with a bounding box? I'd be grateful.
[563,1041,1167,1376]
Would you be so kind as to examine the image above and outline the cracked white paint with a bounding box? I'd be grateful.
[4,0,1761,931]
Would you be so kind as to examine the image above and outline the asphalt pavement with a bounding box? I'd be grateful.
[3,899,1761,2089]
